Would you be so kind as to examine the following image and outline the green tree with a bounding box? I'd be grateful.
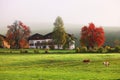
[64,34,76,49]
[53,16,67,49]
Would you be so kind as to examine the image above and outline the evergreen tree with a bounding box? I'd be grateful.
[53,16,67,49]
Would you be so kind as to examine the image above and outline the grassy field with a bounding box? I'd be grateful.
[0,53,120,80]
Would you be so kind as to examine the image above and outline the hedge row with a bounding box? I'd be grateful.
[75,46,120,53]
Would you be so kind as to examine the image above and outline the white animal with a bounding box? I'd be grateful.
[103,61,109,66]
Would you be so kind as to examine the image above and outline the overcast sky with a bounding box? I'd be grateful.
[0,0,120,29]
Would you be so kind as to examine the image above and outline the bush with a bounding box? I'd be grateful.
[114,46,120,52]
[80,47,87,53]
[76,47,80,53]
[97,47,104,53]
[105,46,111,50]
[106,48,114,53]
[45,48,49,53]
[20,49,28,53]
[105,46,120,53]
[34,49,39,53]
[105,46,112,53]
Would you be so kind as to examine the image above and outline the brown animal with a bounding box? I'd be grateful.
[83,59,90,63]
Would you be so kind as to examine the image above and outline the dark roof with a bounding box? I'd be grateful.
[67,33,72,37]
[44,32,73,39]
[0,34,6,38]
[44,32,53,39]
[28,33,44,40]
[28,32,73,40]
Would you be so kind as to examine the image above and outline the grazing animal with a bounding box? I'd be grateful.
[83,59,90,63]
[103,61,109,66]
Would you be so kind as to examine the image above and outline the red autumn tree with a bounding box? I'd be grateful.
[6,20,30,49]
[80,23,105,49]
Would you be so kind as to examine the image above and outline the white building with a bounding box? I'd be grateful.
[28,32,75,49]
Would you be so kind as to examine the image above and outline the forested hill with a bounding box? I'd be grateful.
[104,27,120,47]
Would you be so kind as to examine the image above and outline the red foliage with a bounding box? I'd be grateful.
[80,23,105,48]
[19,39,29,48]
[6,20,30,49]
[19,21,28,30]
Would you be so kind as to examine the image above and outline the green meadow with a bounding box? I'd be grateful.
[0,52,120,80]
